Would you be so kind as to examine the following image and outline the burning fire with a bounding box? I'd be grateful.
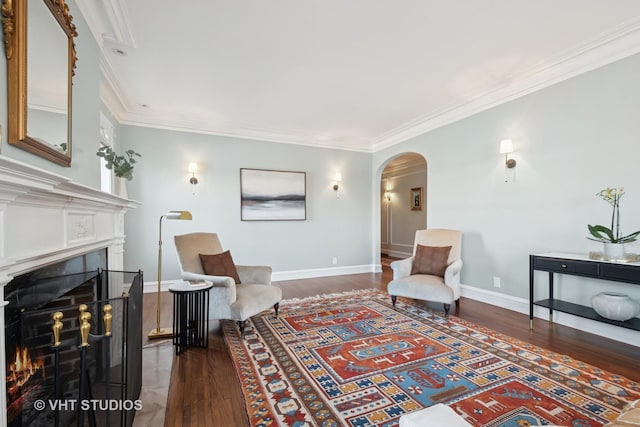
[7,345,45,393]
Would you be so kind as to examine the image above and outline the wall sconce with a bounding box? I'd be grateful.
[384,191,391,202]
[332,172,342,192]
[188,162,198,185]
[499,139,516,168]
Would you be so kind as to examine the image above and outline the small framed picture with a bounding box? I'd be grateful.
[410,187,423,211]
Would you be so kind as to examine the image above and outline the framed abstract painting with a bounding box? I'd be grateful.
[240,168,306,221]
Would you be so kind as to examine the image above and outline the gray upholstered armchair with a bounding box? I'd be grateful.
[387,228,462,315]
[173,232,282,336]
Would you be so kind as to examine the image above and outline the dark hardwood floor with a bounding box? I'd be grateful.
[144,268,640,427]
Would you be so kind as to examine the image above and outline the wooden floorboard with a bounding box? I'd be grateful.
[155,268,640,427]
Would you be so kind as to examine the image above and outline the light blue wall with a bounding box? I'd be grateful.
[2,0,639,313]
[373,53,640,307]
[120,125,374,281]
[0,0,101,188]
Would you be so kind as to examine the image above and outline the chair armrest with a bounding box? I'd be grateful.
[390,257,413,280]
[444,259,463,285]
[236,265,272,285]
[181,271,235,288]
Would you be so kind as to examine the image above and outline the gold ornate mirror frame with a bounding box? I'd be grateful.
[2,0,77,166]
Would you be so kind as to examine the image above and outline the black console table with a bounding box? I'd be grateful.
[529,253,640,331]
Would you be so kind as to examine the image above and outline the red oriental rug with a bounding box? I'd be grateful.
[222,289,639,426]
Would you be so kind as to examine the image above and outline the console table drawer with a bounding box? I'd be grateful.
[534,258,598,275]
[600,264,640,284]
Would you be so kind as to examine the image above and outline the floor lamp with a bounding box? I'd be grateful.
[148,210,192,339]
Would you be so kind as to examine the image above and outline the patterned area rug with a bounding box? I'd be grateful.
[222,289,639,426]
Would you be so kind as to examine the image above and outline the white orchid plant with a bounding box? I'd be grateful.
[587,187,640,244]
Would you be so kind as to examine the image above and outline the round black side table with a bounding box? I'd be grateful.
[168,281,213,355]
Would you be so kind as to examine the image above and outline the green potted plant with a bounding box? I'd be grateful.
[96,145,141,181]
[587,187,640,260]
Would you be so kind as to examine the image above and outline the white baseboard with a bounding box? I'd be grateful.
[142,265,381,292]
[272,264,379,281]
[141,280,183,294]
[383,250,411,259]
[460,284,640,347]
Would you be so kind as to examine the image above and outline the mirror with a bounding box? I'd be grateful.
[2,0,77,166]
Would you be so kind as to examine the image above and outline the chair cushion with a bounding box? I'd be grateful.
[388,274,454,304]
[411,244,451,277]
[199,250,242,284]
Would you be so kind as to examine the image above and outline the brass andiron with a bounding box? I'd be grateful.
[79,311,92,347]
[52,312,63,347]
[103,304,112,336]
[51,311,65,427]
[78,304,87,325]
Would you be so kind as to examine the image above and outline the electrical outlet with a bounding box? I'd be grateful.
[493,277,501,288]
[332,257,338,265]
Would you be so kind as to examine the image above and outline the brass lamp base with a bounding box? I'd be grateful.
[148,327,173,339]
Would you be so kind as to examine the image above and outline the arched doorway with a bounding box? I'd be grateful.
[380,153,427,266]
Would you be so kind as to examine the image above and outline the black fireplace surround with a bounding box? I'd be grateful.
[4,250,143,427]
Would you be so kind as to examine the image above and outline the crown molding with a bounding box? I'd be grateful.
[99,54,135,119]
[114,115,374,152]
[371,18,640,152]
[75,0,136,48]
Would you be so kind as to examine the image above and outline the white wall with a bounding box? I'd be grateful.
[373,53,640,309]
[120,125,374,282]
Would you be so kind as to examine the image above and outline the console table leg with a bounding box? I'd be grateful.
[529,255,534,329]
[548,272,554,324]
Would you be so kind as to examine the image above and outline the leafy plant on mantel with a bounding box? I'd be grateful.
[587,187,640,243]
[96,145,141,181]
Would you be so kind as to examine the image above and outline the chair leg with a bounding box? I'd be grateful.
[237,320,246,338]
[274,302,280,318]
[443,303,450,315]
[391,295,397,307]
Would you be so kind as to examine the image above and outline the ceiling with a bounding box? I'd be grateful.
[75,0,640,152]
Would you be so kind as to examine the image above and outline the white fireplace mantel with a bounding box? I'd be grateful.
[0,154,138,427]
[0,155,138,284]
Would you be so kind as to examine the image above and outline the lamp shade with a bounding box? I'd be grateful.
[164,211,192,220]
[499,139,514,154]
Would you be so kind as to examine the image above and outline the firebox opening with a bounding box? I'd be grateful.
[4,250,143,427]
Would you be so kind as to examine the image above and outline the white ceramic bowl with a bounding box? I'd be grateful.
[591,292,640,321]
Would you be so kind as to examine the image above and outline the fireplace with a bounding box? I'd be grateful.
[4,251,143,427]
[0,155,139,427]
